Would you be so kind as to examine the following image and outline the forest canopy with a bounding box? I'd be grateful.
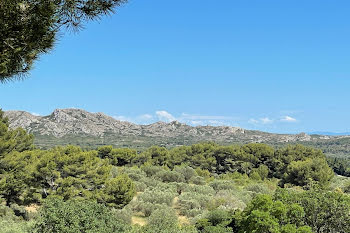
[0,109,349,232]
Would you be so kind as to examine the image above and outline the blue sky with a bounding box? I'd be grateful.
[1,0,350,133]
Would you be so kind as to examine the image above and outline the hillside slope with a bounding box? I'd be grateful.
[5,109,350,153]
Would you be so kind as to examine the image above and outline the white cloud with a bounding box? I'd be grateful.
[31,112,41,116]
[249,117,274,125]
[260,117,273,124]
[179,113,238,126]
[112,111,238,126]
[139,114,153,120]
[281,116,297,122]
[190,120,204,125]
[113,114,154,124]
[156,110,176,122]
[249,118,259,124]
[113,115,130,122]
[180,113,234,121]
[208,120,225,126]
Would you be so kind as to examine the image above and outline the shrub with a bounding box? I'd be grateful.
[189,176,206,185]
[196,209,234,233]
[122,167,147,181]
[178,192,213,217]
[131,201,169,217]
[282,157,334,188]
[112,207,133,224]
[138,177,161,188]
[144,207,179,231]
[209,180,237,192]
[245,183,272,196]
[137,189,175,206]
[208,190,246,211]
[141,165,164,177]
[174,182,189,195]
[0,218,34,233]
[0,202,34,233]
[174,166,196,182]
[249,171,262,180]
[101,174,136,208]
[154,170,185,183]
[34,198,130,233]
[134,181,147,192]
[183,184,215,196]
[195,168,211,179]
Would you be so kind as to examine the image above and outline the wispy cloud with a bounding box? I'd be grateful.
[112,110,237,126]
[113,111,299,128]
[179,113,237,126]
[180,113,235,121]
[281,116,297,122]
[156,110,176,122]
[113,113,155,124]
[190,120,204,125]
[248,118,260,124]
[261,117,273,124]
[113,115,131,122]
[249,117,273,125]
[139,114,153,120]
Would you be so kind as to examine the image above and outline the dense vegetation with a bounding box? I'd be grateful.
[1,109,350,232]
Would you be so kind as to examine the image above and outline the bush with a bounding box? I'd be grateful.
[112,207,133,224]
[154,170,185,183]
[34,198,130,233]
[141,206,199,233]
[134,181,147,192]
[282,157,334,188]
[174,166,196,182]
[208,190,246,211]
[178,192,213,218]
[141,165,164,177]
[245,183,272,196]
[0,218,34,233]
[138,177,161,188]
[209,180,237,192]
[131,201,169,217]
[122,167,147,181]
[137,189,175,206]
[144,207,178,230]
[183,184,215,196]
[0,202,34,233]
[196,209,234,233]
[101,174,136,208]
[189,176,206,185]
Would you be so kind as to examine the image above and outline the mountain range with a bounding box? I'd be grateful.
[4,109,350,155]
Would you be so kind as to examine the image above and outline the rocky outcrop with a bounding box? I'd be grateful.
[4,109,245,140]
[4,108,324,146]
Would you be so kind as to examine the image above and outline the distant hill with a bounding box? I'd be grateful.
[309,131,350,136]
[4,109,350,156]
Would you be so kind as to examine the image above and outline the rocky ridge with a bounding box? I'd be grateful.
[4,108,335,148]
[5,108,244,138]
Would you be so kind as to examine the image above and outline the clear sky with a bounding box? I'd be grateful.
[1,0,350,134]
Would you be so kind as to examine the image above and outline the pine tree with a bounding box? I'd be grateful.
[0,109,33,158]
[0,0,127,81]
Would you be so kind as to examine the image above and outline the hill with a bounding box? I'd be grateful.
[4,109,350,155]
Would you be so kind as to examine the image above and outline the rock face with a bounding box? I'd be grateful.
[5,109,140,137]
[4,108,245,139]
[4,108,326,148]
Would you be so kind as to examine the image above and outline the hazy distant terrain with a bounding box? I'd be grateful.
[5,108,350,155]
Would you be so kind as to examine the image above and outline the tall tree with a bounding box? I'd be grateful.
[0,109,33,158]
[0,0,127,81]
